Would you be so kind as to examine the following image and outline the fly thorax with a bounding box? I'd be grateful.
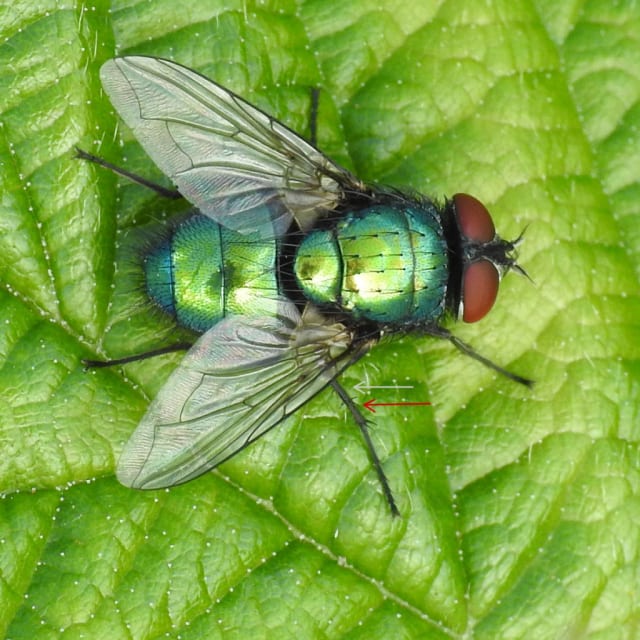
[294,203,449,324]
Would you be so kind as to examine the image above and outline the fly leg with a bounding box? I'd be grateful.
[76,147,191,369]
[308,88,320,147]
[83,343,192,369]
[330,379,400,517]
[425,325,533,387]
[75,147,183,199]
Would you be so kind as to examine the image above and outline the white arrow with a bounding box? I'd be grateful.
[353,381,414,394]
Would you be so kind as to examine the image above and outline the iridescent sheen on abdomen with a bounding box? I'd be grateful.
[144,215,279,332]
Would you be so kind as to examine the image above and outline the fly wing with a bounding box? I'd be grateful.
[117,302,367,489]
[100,56,360,239]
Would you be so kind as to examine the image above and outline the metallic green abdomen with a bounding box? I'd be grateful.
[294,204,448,323]
[145,215,279,332]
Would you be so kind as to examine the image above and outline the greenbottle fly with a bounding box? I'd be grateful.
[84,56,531,516]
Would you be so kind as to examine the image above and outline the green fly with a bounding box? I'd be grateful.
[84,56,531,516]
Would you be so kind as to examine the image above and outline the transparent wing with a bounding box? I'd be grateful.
[117,302,367,489]
[101,56,361,239]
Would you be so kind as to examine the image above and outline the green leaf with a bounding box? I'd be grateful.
[1,1,638,638]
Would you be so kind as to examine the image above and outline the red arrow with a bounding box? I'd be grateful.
[363,398,432,414]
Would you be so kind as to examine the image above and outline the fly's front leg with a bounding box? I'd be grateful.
[425,324,534,387]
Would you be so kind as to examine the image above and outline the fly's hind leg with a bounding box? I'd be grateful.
[75,147,182,199]
[83,343,192,370]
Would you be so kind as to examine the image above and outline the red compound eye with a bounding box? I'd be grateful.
[462,260,500,323]
[453,194,500,323]
[453,193,495,243]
